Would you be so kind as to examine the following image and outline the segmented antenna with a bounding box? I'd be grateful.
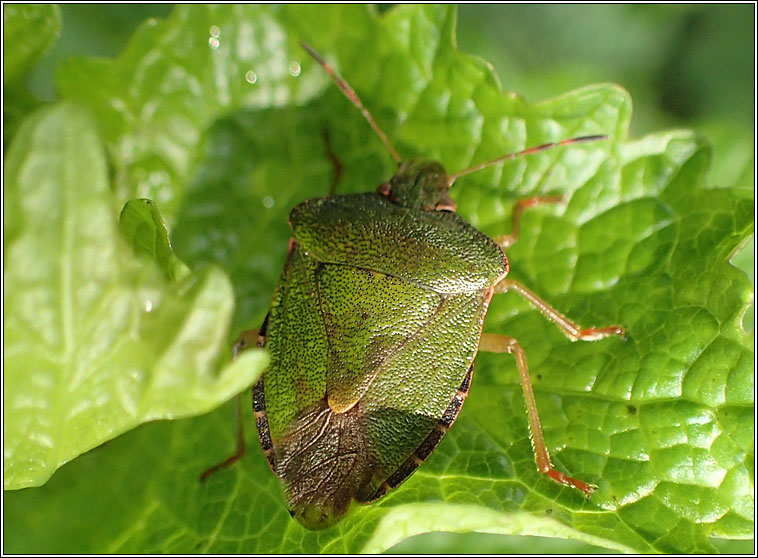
[448,135,608,185]
[301,42,402,164]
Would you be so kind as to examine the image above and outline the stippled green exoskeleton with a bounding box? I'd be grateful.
[203,43,625,530]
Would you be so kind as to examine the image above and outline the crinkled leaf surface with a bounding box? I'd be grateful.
[4,5,753,554]
[2,103,267,490]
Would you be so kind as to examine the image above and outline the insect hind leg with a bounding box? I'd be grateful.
[478,333,595,496]
[199,393,246,481]
[198,328,261,482]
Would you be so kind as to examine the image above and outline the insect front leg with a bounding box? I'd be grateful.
[493,195,563,249]
[493,195,625,341]
[199,328,261,482]
[478,333,595,496]
[321,128,344,196]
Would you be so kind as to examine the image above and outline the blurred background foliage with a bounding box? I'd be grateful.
[9,4,754,554]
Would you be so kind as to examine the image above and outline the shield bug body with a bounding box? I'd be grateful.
[206,44,625,530]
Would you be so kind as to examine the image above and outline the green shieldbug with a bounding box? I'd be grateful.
[204,43,625,530]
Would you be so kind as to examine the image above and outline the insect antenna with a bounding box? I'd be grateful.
[448,134,608,186]
[301,42,402,165]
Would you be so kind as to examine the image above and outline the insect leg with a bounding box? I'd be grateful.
[302,42,402,164]
[492,195,563,249]
[199,329,261,482]
[321,128,344,196]
[494,279,625,341]
[478,333,595,496]
[232,328,263,355]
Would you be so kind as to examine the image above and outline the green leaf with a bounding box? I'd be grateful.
[119,198,190,281]
[3,4,61,86]
[2,102,267,490]
[4,5,753,554]
[3,4,61,146]
[55,4,354,224]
